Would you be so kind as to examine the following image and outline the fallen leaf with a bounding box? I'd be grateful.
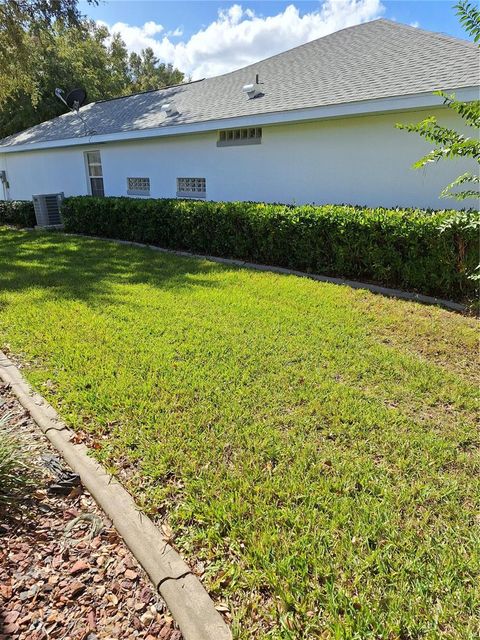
[140,611,155,625]
[161,523,174,540]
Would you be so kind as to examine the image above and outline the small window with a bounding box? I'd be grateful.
[85,150,104,197]
[177,177,206,199]
[127,177,150,196]
[217,127,262,147]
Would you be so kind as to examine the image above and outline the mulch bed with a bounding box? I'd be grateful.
[0,381,183,640]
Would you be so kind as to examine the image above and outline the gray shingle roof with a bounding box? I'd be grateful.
[2,18,478,148]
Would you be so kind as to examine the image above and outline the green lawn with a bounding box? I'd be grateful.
[0,227,478,639]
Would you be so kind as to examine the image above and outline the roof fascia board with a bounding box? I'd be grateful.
[1,86,477,154]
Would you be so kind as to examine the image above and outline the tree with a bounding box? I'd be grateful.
[128,47,184,93]
[0,0,97,106]
[455,0,480,42]
[0,20,131,138]
[396,1,480,201]
[108,32,131,96]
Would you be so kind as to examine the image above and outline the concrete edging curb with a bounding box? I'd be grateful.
[64,232,466,313]
[0,351,232,640]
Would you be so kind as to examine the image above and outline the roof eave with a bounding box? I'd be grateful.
[1,86,477,154]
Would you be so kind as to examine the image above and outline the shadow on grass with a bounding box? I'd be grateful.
[0,229,225,306]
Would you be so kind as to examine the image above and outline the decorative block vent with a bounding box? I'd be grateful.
[32,193,64,227]
[127,177,151,196]
[176,177,206,198]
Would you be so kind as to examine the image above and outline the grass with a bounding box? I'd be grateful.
[0,401,38,517]
[0,227,478,639]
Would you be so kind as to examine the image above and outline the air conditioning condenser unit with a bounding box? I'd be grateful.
[32,193,64,228]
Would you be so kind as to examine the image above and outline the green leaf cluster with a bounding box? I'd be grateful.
[0,0,97,106]
[455,0,480,41]
[396,92,480,201]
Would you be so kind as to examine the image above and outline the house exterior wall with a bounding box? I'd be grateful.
[0,108,475,210]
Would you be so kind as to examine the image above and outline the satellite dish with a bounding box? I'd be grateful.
[65,88,87,111]
[55,87,68,107]
[54,86,94,136]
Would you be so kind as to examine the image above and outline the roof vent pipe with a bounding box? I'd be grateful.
[242,75,262,99]
[242,83,262,100]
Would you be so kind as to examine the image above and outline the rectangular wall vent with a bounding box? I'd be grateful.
[32,193,64,227]
[217,127,262,147]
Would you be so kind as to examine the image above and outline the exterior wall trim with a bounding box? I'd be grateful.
[1,86,477,154]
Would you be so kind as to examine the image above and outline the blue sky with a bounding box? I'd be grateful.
[79,1,471,78]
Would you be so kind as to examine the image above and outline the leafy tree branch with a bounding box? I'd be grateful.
[396,2,480,202]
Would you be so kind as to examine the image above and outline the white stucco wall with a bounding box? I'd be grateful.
[0,108,476,209]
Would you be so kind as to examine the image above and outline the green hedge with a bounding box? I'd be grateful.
[61,196,479,301]
[0,200,35,227]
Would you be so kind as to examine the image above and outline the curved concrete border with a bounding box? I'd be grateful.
[64,232,466,313]
[0,351,232,640]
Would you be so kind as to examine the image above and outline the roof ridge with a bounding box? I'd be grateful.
[89,78,205,109]
[207,17,477,83]
[375,17,478,49]
[210,18,387,80]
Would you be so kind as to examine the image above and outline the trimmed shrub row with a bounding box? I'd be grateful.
[61,196,478,300]
[0,200,36,227]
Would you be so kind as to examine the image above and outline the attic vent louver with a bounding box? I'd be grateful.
[161,101,178,116]
[32,193,64,228]
[243,73,262,99]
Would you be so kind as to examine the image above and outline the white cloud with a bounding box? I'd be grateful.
[101,0,385,80]
[167,27,183,38]
[142,20,164,37]
[97,19,165,53]
[410,21,420,28]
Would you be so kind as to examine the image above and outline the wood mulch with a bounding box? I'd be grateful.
[0,381,183,640]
